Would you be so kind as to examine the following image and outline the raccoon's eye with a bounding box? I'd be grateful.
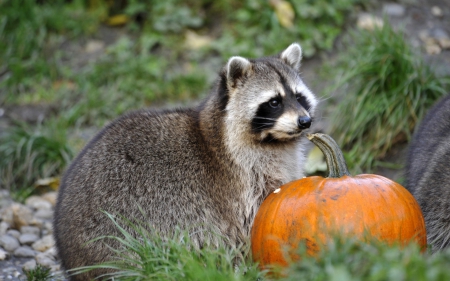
[296,94,309,109]
[268,98,281,108]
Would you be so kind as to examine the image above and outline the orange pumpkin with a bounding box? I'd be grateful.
[251,133,427,269]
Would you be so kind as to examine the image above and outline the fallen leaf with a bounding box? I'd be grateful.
[106,14,128,26]
[270,0,295,28]
[184,30,213,50]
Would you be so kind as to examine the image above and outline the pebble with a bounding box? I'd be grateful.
[14,246,36,258]
[0,190,63,280]
[25,196,53,210]
[0,235,20,252]
[32,235,55,252]
[19,233,40,245]
[22,259,37,271]
[0,203,34,229]
[42,192,58,207]
[383,3,406,17]
[35,209,54,220]
[7,229,21,239]
[431,6,443,17]
[20,225,41,236]
[357,13,383,30]
[0,248,9,260]
[0,221,9,236]
[36,252,56,267]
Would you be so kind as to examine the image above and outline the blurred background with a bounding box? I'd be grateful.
[0,0,450,201]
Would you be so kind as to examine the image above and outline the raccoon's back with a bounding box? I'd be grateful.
[405,94,450,193]
[53,108,232,275]
[405,94,450,251]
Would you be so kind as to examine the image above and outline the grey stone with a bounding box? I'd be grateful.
[382,3,405,17]
[36,252,56,267]
[34,209,53,220]
[43,221,53,234]
[0,247,9,260]
[0,203,34,229]
[14,246,36,257]
[6,229,21,239]
[41,192,57,206]
[0,221,10,236]
[0,234,20,252]
[19,233,40,245]
[22,259,37,271]
[25,196,52,210]
[32,235,55,252]
[44,246,57,257]
[429,28,450,41]
[20,225,40,236]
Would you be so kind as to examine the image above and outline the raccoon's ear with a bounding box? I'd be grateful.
[280,43,302,71]
[226,56,252,88]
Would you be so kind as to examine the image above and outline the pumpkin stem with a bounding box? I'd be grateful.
[306,133,351,178]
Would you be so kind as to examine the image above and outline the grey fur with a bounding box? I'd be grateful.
[405,94,450,252]
[54,43,317,280]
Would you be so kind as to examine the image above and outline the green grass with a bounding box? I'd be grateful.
[68,211,450,281]
[325,22,450,173]
[0,0,100,96]
[0,119,73,202]
[24,264,52,281]
[281,238,450,281]
[70,212,264,281]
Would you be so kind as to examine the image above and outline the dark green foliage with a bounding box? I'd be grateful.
[0,120,72,201]
[282,238,450,281]
[0,0,100,95]
[24,264,52,281]
[327,23,450,173]
[71,212,264,281]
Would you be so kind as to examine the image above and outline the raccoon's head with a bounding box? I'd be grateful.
[223,43,318,144]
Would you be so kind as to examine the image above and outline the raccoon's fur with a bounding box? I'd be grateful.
[53,43,318,280]
[405,94,450,252]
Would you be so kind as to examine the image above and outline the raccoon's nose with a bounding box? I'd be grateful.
[298,116,311,129]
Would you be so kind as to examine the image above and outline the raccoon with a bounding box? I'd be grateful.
[53,43,318,280]
[405,94,450,252]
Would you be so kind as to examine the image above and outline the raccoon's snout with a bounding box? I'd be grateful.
[298,116,311,129]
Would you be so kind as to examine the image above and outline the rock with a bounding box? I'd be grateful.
[0,189,13,209]
[438,38,450,50]
[85,40,105,53]
[25,196,53,210]
[50,263,61,272]
[425,43,442,55]
[431,6,443,17]
[42,221,53,235]
[22,259,37,271]
[14,246,36,258]
[44,246,57,257]
[6,229,21,239]
[0,234,20,252]
[0,203,34,229]
[36,252,56,267]
[0,221,10,236]
[32,235,55,252]
[2,266,21,279]
[19,233,40,245]
[382,3,405,17]
[41,192,58,207]
[429,28,450,50]
[20,225,41,236]
[0,247,9,260]
[357,13,383,31]
[34,209,53,220]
